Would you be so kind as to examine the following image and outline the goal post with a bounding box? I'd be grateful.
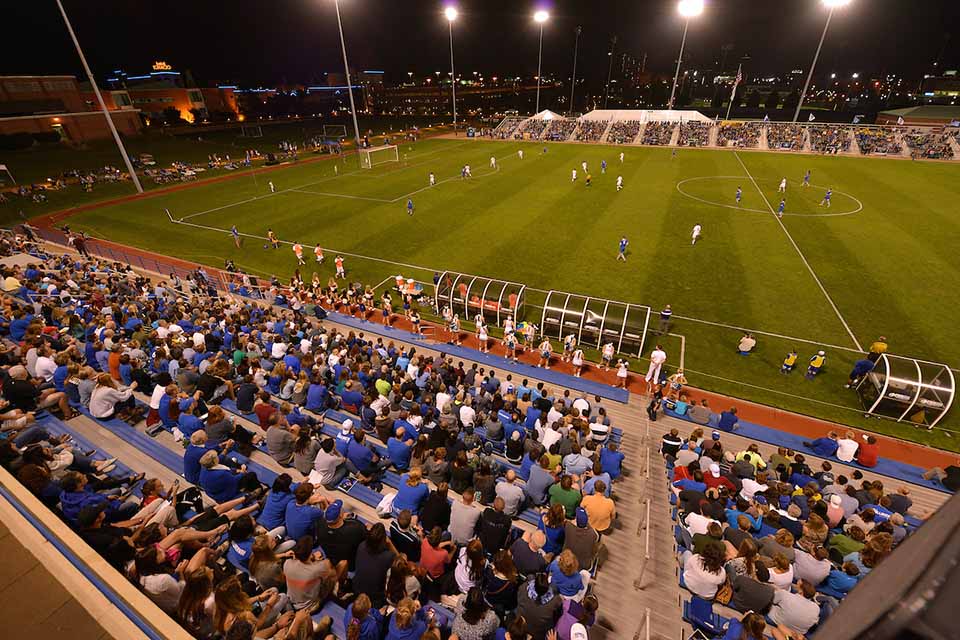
[239,125,263,138]
[323,124,348,139]
[359,145,399,169]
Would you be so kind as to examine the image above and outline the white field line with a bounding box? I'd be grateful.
[287,189,393,203]
[179,141,472,221]
[668,332,686,370]
[733,151,863,351]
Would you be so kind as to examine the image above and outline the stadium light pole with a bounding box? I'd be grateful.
[568,26,582,116]
[534,10,549,114]
[55,0,142,194]
[793,0,852,123]
[445,6,459,134]
[333,0,363,153]
[668,0,704,110]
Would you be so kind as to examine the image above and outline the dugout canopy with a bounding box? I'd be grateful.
[434,272,525,327]
[855,354,955,428]
[540,291,651,356]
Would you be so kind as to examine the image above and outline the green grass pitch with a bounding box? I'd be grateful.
[56,137,960,449]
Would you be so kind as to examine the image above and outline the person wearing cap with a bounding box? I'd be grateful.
[563,508,601,572]
[703,463,735,492]
[314,499,367,572]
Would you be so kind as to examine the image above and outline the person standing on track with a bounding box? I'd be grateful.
[645,345,667,385]
[314,243,324,264]
[292,243,305,266]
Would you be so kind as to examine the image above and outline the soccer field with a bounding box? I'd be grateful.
[65,137,960,448]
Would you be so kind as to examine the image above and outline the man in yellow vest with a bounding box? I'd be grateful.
[806,351,826,380]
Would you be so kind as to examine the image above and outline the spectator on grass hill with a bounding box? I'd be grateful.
[737,333,756,355]
[718,408,739,432]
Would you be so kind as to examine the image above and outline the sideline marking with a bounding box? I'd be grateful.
[734,151,863,351]
[676,175,863,218]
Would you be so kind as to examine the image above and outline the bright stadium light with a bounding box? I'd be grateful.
[793,0,853,122]
[445,6,459,132]
[668,0,704,109]
[533,10,550,113]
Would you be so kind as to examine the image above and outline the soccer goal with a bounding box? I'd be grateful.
[239,124,263,138]
[323,124,348,139]
[359,145,399,169]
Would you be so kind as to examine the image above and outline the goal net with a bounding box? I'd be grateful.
[359,145,399,169]
[323,124,348,139]
[239,125,263,138]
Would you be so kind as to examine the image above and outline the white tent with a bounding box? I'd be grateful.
[580,109,713,123]
[527,109,566,121]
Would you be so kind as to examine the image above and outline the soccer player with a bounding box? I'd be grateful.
[781,349,798,374]
[268,181,276,193]
[820,188,833,207]
[334,164,339,176]
[504,330,518,362]
[619,151,624,163]
[490,156,497,169]
[571,168,577,182]
[691,224,702,245]
[267,228,280,249]
[806,350,826,380]
[292,243,305,265]
[777,199,786,218]
[503,314,515,337]
[464,164,472,178]
[581,161,588,173]
[601,342,615,371]
[601,159,607,174]
[778,177,787,193]
[314,243,324,263]
[518,149,524,160]
[542,146,547,154]
[335,255,345,279]
[562,333,576,362]
[537,338,553,369]
[407,198,415,216]
[230,225,241,249]
[617,237,628,261]
[735,186,742,204]
[802,169,811,187]
[585,174,592,187]
[460,166,467,179]
[429,172,435,186]
[671,148,678,159]
[616,175,624,192]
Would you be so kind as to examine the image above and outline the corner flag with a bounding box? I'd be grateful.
[897,116,905,125]
[808,113,816,122]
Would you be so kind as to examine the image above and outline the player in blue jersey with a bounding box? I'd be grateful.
[230,225,241,248]
[617,237,628,261]
[819,188,833,207]
[601,159,607,174]
[735,186,742,205]
[407,198,414,216]
[777,199,786,218]
[802,169,812,188]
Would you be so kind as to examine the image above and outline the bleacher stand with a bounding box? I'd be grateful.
[903,130,954,160]
[809,126,852,154]
[766,124,806,151]
[717,123,761,148]
[574,120,608,142]
[678,122,711,147]
[518,119,549,139]
[642,121,676,146]
[0,228,626,640]
[606,120,643,145]
[855,127,902,155]
[545,119,578,142]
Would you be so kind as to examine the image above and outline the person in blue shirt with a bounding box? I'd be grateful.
[549,549,588,598]
[845,358,875,388]
[9,310,33,341]
[803,169,812,187]
[118,354,134,386]
[177,396,204,439]
[523,406,542,429]
[158,385,179,429]
[385,599,427,640]
[719,612,768,640]
[673,469,707,494]
[407,198,415,216]
[820,188,833,207]
[804,432,839,458]
[583,463,612,497]
[821,562,860,597]
[52,361,71,392]
[735,186,742,204]
[393,470,430,516]
[334,422,355,456]
[724,498,762,531]
[387,429,415,471]
[183,430,221,483]
[717,408,739,432]
[258,473,298,532]
[305,377,329,412]
[226,515,256,570]
[282,349,301,375]
[777,198,786,217]
[344,594,384,640]
[599,443,624,479]
[617,237,628,261]
[283,483,328,542]
[393,414,418,441]
[198,450,260,503]
[346,431,388,481]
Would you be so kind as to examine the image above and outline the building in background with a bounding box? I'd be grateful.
[105,64,238,124]
[0,74,141,143]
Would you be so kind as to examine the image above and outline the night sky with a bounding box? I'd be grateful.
[3,0,959,87]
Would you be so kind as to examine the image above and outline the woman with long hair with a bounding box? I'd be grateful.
[484,549,521,616]
[89,372,139,421]
[387,554,423,606]
[385,597,428,640]
[176,565,215,637]
[726,538,759,578]
[419,481,452,533]
[721,611,768,640]
[344,593,384,640]
[409,435,430,471]
[292,430,320,476]
[452,586,500,640]
[681,544,727,600]
[248,533,292,590]
[454,538,487,595]
[538,503,567,556]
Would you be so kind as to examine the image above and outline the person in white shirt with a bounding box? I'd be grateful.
[572,348,585,377]
[581,161,588,173]
[684,511,719,536]
[645,345,667,383]
[546,403,564,425]
[836,432,859,462]
[691,224,702,245]
[572,394,590,417]
[518,149,524,160]
[459,397,476,428]
[34,349,58,383]
[740,477,769,501]
[490,156,497,168]
[619,151,624,163]
[271,340,287,360]
[571,168,577,182]
[538,424,562,451]
[616,175,623,191]
[778,177,787,192]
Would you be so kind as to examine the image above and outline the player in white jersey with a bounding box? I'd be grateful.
[571,168,577,182]
[429,172,435,186]
[581,161,588,173]
[490,156,496,168]
[616,176,623,192]
[691,224,702,245]
[518,149,524,160]
[464,164,472,177]
[268,181,276,193]
[778,177,787,193]
[619,151,624,163]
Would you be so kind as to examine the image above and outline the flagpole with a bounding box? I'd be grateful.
[725,63,741,121]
